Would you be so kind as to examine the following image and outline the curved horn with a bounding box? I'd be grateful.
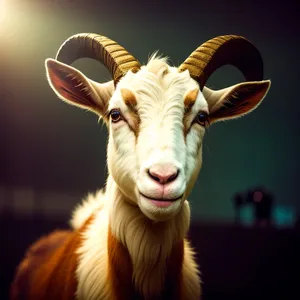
[55,33,141,84]
[178,35,263,90]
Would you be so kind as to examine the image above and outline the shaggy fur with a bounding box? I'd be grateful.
[73,179,200,299]
[11,55,270,300]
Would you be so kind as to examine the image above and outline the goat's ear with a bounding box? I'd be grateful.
[45,58,114,116]
[203,80,271,124]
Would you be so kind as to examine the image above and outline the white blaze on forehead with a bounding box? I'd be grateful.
[133,69,188,170]
[109,57,209,168]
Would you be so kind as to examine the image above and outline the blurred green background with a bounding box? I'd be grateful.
[0,0,299,222]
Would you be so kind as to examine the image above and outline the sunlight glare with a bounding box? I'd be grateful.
[0,0,5,23]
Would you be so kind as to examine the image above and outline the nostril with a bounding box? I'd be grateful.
[147,170,161,183]
[147,168,179,184]
[166,170,179,183]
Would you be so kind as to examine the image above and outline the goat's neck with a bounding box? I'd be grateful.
[106,175,190,296]
[106,175,190,249]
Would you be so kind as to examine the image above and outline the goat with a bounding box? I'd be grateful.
[11,33,271,300]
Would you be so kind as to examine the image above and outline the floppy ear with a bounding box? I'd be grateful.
[203,80,271,124]
[45,58,114,116]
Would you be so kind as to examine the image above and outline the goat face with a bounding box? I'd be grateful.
[106,58,207,221]
[45,34,271,222]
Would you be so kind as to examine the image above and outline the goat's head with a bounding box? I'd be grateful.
[45,34,270,222]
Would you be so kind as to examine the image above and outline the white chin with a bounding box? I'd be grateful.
[138,193,183,222]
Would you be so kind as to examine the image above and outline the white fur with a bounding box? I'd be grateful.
[46,55,269,300]
[108,176,190,297]
[75,195,111,300]
[69,58,203,299]
[74,177,200,300]
[106,57,207,222]
[70,189,105,230]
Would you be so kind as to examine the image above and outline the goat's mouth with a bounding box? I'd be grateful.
[139,192,183,208]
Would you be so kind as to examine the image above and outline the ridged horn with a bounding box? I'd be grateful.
[178,35,263,89]
[55,33,141,84]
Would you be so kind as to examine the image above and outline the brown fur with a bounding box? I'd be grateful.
[11,213,185,299]
[184,88,199,112]
[120,88,141,137]
[127,110,141,138]
[121,88,137,107]
[10,217,94,300]
[183,88,200,140]
[107,225,184,300]
[107,226,141,300]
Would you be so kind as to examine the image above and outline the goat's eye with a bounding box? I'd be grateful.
[196,112,209,126]
[110,109,122,123]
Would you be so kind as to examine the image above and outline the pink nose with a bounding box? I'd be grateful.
[147,165,179,184]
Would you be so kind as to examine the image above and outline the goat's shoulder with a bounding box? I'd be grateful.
[11,215,95,300]
[10,229,74,299]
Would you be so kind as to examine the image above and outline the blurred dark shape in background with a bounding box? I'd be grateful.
[233,192,243,224]
[248,186,274,227]
[233,186,298,229]
[233,186,275,228]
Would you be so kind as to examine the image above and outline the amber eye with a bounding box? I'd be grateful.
[196,112,209,126]
[110,109,122,123]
